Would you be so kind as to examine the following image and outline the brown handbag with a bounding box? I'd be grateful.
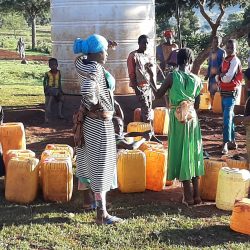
[174,100,195,123]
[72,105,86,148]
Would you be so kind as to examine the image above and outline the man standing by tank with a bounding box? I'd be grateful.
[127,34,153,123]
[127,34,161,143]
[156,29,179,81]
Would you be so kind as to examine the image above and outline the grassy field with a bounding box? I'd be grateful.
[0,25,51,53]
[0,183,249,249]
[0,59,250,249]
[0,60,47,107]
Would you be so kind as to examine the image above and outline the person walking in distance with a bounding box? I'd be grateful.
[16,37,26,63]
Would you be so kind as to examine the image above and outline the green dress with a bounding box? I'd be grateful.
[167,70,204,181]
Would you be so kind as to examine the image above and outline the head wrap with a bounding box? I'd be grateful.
[164,29,174,38]
[73,34,108,54]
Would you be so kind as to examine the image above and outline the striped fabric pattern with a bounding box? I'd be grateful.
[75,57,116,192]
[0,106,3,123]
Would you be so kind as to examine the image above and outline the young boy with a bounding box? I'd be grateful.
[43,58,64,123]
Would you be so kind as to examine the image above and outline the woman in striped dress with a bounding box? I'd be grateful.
[73,34,123,224]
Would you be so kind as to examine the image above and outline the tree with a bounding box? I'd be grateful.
[180,10,200,37]
[0,0,50,49]
[2,12,27,38]
[156,0,250,73]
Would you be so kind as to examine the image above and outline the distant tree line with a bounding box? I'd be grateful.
[0,0,50,50]
[156,0,250,72]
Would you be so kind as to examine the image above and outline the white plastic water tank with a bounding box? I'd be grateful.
[51,0,155,95]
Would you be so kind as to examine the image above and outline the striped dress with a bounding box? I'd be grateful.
[0,106,3,124]
[75,57,116,192]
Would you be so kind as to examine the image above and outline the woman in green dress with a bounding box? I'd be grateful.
[146,48,204,205]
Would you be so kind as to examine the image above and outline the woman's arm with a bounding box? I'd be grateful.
[76,60,102,112]
[146,65,173,98]
[114,100,124,120]
[127,52,137,87]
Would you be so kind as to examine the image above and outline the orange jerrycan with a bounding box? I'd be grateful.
[5,149,35,172]
[41,150,71,162]
[212,92,222,113]
[145,149,167,191]
[0,122,26,162]
[230,198,250,235]
[153,107,169,135]
[127,122,152,141]
[45,144,74,158]
[117,150,146,193]
[200,159,227,201]
[5,157,39,204]
[41,157,73,202]
[226,158,249,170]
[199,93,211,110]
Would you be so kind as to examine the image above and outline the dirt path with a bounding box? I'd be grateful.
[0,49,49,61]
[3,105,246,160]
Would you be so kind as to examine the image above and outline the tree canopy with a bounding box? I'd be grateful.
[0,0,50,49]
[156,0,250,73]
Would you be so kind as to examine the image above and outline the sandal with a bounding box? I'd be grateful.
[96,215,124,225]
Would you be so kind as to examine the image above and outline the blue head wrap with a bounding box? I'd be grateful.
[73,34,108,54]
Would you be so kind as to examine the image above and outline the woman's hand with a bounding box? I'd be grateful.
[108,40,118,50]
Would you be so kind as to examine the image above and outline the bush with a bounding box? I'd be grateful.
[0,36,18,49]
[27,40,51,54]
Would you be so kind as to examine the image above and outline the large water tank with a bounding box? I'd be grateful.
[51,0,155,95]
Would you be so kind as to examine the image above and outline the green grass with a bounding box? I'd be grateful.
[0,60,47,106]
[0,187,249,250]
[0,25,51,54]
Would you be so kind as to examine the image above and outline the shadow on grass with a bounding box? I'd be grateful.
[108,188,231,221]
[0,177,230,222]
[0,177,92,227]
[157,225,250,247]
[0,177,249,247]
